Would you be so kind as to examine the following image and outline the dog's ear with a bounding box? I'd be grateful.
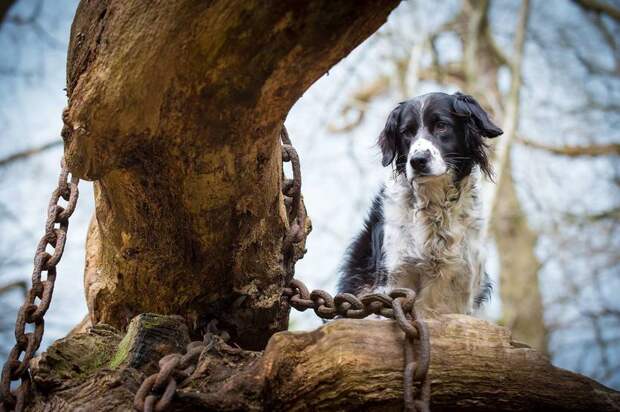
[378,104,402,167]
[453,92,503,138]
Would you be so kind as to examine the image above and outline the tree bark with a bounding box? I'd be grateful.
[63,0,398,349]
[28,315,620,411]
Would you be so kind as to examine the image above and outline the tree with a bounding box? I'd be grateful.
[61,0,401,350]
[4,1,620,411]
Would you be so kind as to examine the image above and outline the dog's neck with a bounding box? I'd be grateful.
[414,174,464,209]
[383,169,481,271]
[387,170,477,218]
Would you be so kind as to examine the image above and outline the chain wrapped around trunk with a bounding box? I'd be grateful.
[282,279,431,412]
[0,157,79,412]
[134,126,431,412]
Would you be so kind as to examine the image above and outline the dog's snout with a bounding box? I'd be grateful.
[410,150,431,172]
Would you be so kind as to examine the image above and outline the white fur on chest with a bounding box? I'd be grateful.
[380,171,483,315]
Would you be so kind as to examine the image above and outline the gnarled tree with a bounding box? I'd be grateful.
[65,0,399,349]
[15,0,620,411]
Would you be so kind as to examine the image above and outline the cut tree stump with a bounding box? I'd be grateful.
[28,314,620,411]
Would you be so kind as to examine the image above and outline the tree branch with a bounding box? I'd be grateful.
[0,139,62,168]
[481,0,530,239]
[516,136,620,157]
[0,0,17,26]
[0,280,27,296]
[572,0,620,22]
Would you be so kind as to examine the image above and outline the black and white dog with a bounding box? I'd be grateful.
[338,92,503,316]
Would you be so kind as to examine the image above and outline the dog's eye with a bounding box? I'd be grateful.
[435,121,449,133]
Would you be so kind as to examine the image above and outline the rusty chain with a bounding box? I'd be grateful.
[134,320,226,412]
[282,279,431,412]
[134,281,431,412]
[0,157,79,412]
[280,125,306,253]
[280,126,430,412]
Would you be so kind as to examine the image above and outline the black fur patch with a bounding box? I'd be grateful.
[338,189,387,294]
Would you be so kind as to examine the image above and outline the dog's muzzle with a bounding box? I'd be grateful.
[410,150,431,174]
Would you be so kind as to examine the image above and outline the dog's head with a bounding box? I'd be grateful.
[378,92,503,184]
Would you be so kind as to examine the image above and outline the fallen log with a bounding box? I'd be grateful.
[28,314,620,411]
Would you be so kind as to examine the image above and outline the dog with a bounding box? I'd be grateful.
[337,92,503,316]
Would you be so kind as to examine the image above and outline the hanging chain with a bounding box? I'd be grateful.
[279,126,430,411]
[280,125,306,255]
[0,157,79,412]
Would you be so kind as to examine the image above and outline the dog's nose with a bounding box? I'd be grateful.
[410,150,431,172]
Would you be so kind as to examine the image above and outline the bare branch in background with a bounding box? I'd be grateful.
[517,137,620,157]
[0,280,26,296]
[1,0,63,48]
[482,0,530,238]
[4,0,42,26]
[327,75,390,133]
[563,207,620,224]
[573,0,620,22]
[0,139,62,168]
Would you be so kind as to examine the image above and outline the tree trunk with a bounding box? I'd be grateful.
[492,158,548,353]
[28,314,620,411]
[63,0,398,349]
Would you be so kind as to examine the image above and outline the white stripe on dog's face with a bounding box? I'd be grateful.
[406,137,447,182]
[403,95,447,183]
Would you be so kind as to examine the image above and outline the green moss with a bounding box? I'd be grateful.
[39,330,119,383]
[108,327,135,369]
[140,313,168,330]
[108,314,172,368]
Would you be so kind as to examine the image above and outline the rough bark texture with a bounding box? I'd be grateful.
[63,0,398,349]
[28,315,620,411]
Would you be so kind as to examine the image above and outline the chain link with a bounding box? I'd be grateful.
[134,322,224,411]
[0,157,79,412]
[282,279,431,412]
[280,125,306,252]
